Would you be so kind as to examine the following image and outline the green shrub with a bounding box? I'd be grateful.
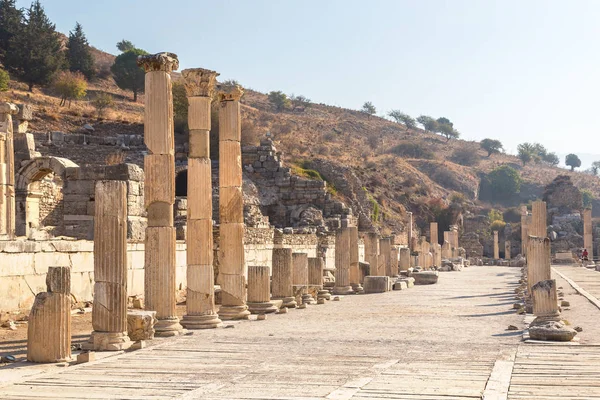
[451,147,479,166]
[91,92,113,118]
[480,165,521,202]
[0,69,9,92]
[582,189,594,209]
[390,142,434,159]
[488,209,503,223]
[490,220,506,232]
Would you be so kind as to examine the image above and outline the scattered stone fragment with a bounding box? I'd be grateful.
[257,314,267,321]
[127,310,156,341]
[507,325,519,331]
[76,352,95,364]
[130,341,146,350]
[363,276,391,293]
[517,307,526,315]
[333,296,341,301]
[317,298,325,305]
[412,271,439,285]
[132,298,144,309]
[297,304,307,309]
[561,300,570,307]
[224,325,235,329]
[0,355,16,363]
[277,307,288,314]
[574,326,583,332]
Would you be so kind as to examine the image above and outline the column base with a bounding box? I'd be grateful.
[317,290,331,301]
[529,317,577,342]
[352,284,364,294]
[332,286,354,295]
[83,331,133,351]
[181,313,223,329]
[301,294,317,305]
[247,301,279,314]
[154,317,183,337]
[274,296,297,308]
[218,305,250,320]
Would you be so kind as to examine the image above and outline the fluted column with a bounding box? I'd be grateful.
[526,236,551,312]
[493,231,499,259]
[379,237,392,276]
[247,266,278,314]
[272,248,296,308]
[28,267,71,362]
[293,253,315,304]
[430,222,438,246]
[138,53,182,337]
[86,181,131,350]
[348,226,363,292]
[584,208,593,260]
[364,232,379,276]
[0,102,17,238]
[180,68,222,329]
[530,200,547,238]
[333,226,353,294]
[309,257,329,301]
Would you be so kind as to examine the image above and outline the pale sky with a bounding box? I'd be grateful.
[16,0,600,167]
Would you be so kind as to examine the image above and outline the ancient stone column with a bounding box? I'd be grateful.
[379,237,392,276]
[530,200,547,238]
[364,232,379,275]
[521,206,528,256]
[28,267,71,363]
[529,279,576,341]
[442,241,451,259]
[86,181,132,351]
[292,252,312,304]
[0,102,17,238]
[399,247,410,272]
[430,222,438,246]
[584,208,593,260]
[272,248,297,308]
[247,266,278,314]
[526,236,551,312]
[139,53,182,337]
[136,53,182,335]
[493,231,499,259]
[348,226,363,292]
[433,243,442,267]
[390,247,399,276]
[407,212,413,250]
[505,241,511,260]
[217,84,250,320]
[443,231,450,244]
[334,226,353,294]
[309,257,330,300]
[180,68,222,329]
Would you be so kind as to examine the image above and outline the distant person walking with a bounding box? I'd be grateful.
[582,248,589,261]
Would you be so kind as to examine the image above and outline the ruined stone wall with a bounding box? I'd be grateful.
[38,174,64,235]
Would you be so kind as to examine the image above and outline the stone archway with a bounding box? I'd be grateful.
[15,157,79,238]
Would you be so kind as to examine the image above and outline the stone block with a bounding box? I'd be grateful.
[363,276,391,294]
[127,310,156,341]
[397,277,414,288]
[393,281,408,290]
[413,271,439,285]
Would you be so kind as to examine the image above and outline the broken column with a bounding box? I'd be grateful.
[293,253,314,304]
[526,236,552,313]
[349,226,363,293]
[529,279,577,341]
[217,84,250,320]
[309,257,330,300]
[433,243,442,267]
[138,53,182,337]
[364,232,379,275]
[379,237,392,276]
[272,248,297,308]
[493,231,499,259]
[399,247,410,272]
[521,206,529,256]
[0,102,17,239]
[247,266,278,314]
[390,247,399,276]
[27,267,71,363]
[584,208,593,261]
[505,241,511,260]
[180,68,222,329]
[334,225,353,295]
[442,241,451,259]
[530,200,547,238]
[430,222,438,246]
[86,181,132,351]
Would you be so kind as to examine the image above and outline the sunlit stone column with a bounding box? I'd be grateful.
[272,248,297,308]
[505,241,511,260]
[349,226,363,292]
[433,243,441,267]
[584,208,593,260]
[0,102,17,238]
[526,236,552,313]
[430,222,438,247]
[407,212,413,250]
[27,267,71,362]
[87,181,132,351]
[217,84,250,320]
[293,252,312,304]
[379,237,392,276]
[530,200,547,238]
[390,247,399,276]
[309,257,329,300]
[521,206,528,256]
[247,266,278,314]
[493,231,499,259]
[334,226,353,294]
[364,232,379,275]
[442,241,451,259]
[399,247,410,272]
[138,53,182,337]
[180,68,222,329]
[529,279,576,341]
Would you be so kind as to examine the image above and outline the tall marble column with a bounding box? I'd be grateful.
[505,241,511,260]
[138,53,182,337]
[86,181,132,351]
[349,226,363,292]
[272,248,297,308]
[364,232,379,276]
[217,84,250,320]
[390,247,399,276]
[530,200,547,238]
[333,226,353,294]
[180,68,222,329]
[493,231,499,259]
[379,237,392,276]
[28,267,71,362]
[292,253,310,303]
[0,102,17,238]
[521,205,529,256]
[583,208,593,260]
[430,222,438,246]
[247,266,278,314]
[407,212,413,250]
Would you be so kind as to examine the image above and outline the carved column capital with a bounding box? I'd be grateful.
[137,52,179,73]
[218,84,244,102]
[182,68,219,97]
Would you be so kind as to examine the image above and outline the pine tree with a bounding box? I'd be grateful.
[0,0,23,63]
[67,22,95,79]
[4,1,63,91]
[111,47,147,101]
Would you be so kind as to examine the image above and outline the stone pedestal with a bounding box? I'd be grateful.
[293,253,313,304]
[379,237,392,277]
[0,102,17,239]
[363,276,391,293]
[493,231,499,259]
[389,247,399,276]
[399,248,410,272]
[584,208,593,260]
[138,53,182,337]
[529,279,576,341]
[181,68,222,329]
[27,267,71,363]
[247,266,278,314]
[333,226,354,295]
[217,85,250,320]
[86,181,132,351]
[272,248,297,308]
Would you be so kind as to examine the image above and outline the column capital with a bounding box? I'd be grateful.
[0,103,18,115]
[218,84,244,102]
[137,52,179,73]
[182,68,219,97]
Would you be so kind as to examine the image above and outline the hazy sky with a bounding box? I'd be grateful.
[15,0,600,166]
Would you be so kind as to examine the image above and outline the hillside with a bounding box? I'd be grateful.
[4,46,600,235]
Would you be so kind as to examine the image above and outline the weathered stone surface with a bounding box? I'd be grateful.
[393,281,408,290]
[529,320,577,342]
[412,271,439,285]
[247,266,278,314]
[333,226,353,295]
[127,310,157,341]
[363,276,391,293]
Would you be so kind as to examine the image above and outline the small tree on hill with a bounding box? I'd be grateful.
[361,101,376,118]
[416,115,438,132]
[480,138,503,157]
[590,161,600,176]
[581,189,594,209]
[290,94,311,111]
[116,39,135,53]
[267,91,291,112]
[53,71,87,107]
[565,153,581,171]
[111,47,147,101]
[436,117,453,127]
[486,165,522,201]
[91,92,113,118]
[388,110,415,129]
[437,123,460,141]
[0,0,22,64]
[517,143,534,165]
[5,0,63,91]
[0,68,9,91]
[543,152,559,166]
[67,22,95,79]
